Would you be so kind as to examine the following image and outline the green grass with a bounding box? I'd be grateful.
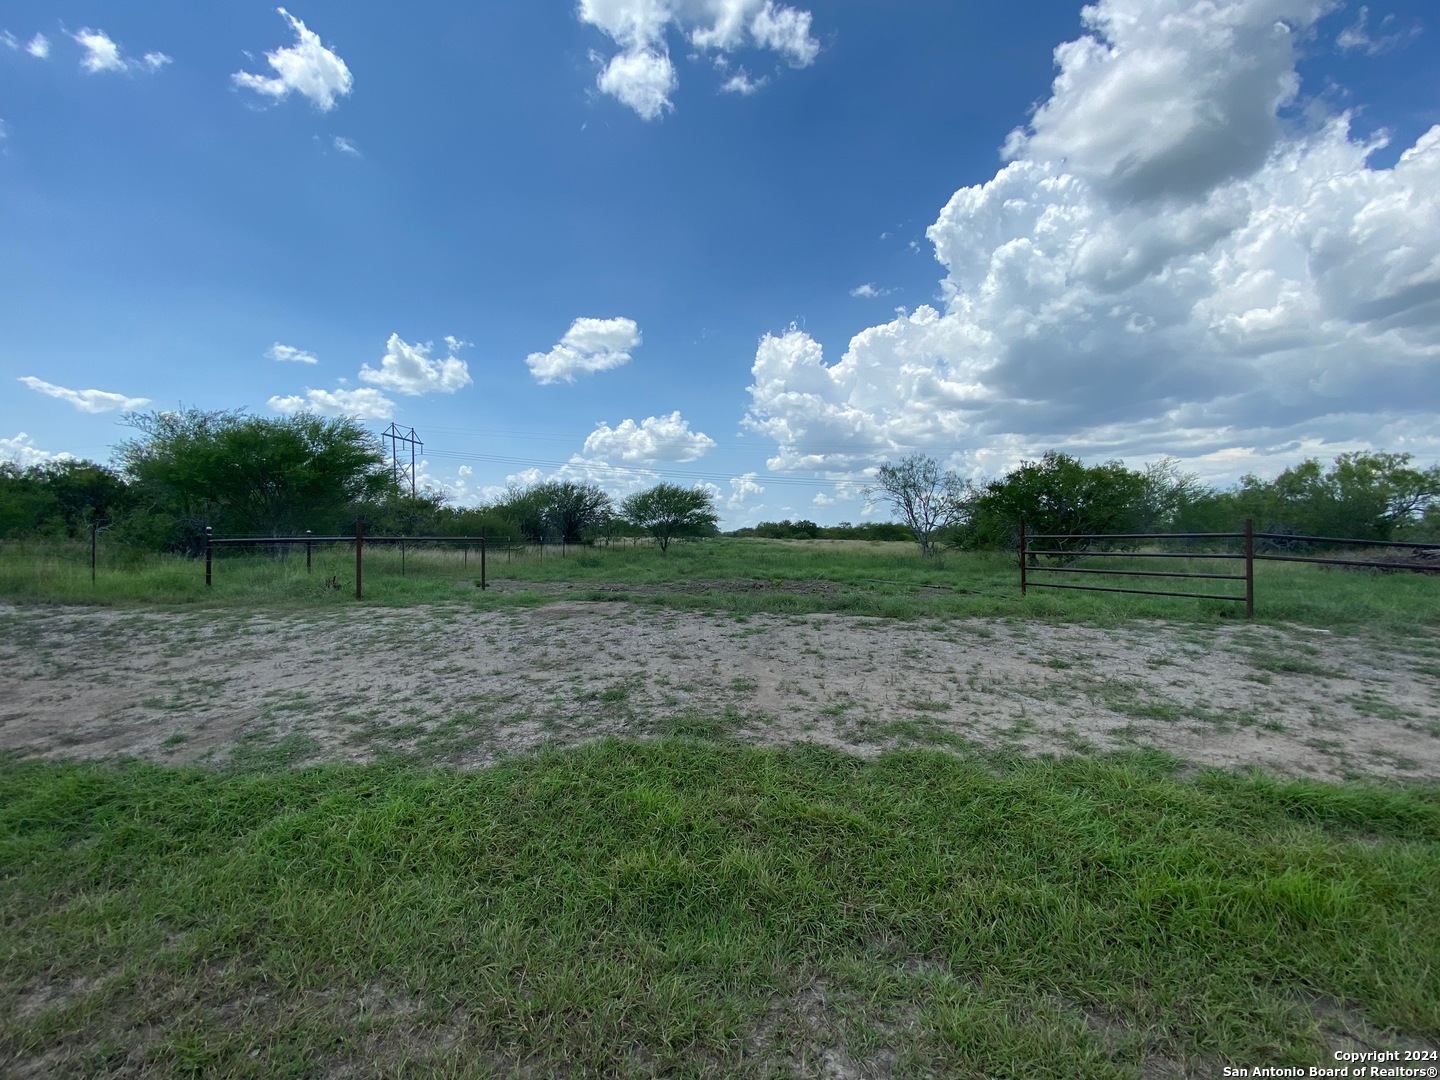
[3,537,1438,632]
[2,742,1437,1077]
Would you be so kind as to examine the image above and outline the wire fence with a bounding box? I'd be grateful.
[1019,518,1440,617]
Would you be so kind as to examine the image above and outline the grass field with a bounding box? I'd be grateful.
[4,742,1438,1077]
[3,538,1439,1076]
[2,536,1437,632]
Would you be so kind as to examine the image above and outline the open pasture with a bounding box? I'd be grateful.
[2,539,1439,1077]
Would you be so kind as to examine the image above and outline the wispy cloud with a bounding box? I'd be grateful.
[266,343,318,364]
[849,283,894,298]
[19,376,149,413]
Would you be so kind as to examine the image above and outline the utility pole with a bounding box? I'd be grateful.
[382,423,423,497]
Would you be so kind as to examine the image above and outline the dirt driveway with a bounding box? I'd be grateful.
[2,600,1437,782]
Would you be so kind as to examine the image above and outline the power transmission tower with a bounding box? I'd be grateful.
[382,423,423,497]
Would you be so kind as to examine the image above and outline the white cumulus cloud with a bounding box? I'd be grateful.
[579,0,818,119]
[583,411,717,463]
[728,471,764,508]
[267,387,394,420]
[1003,0,1323,204]
[26,33,49,59]
[358,334,472,396]
[266,343,318,364]
[596,48,678,121]
[526,317,641,384]
[741,0,1440,484]
[18,376,150,413]
[72,29,169,75]
[233,8,353,112]
[1,432,73,468]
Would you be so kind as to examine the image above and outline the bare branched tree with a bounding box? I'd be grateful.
[863,454,970,556]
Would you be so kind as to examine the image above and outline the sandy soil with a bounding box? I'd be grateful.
[2,600,1437,782]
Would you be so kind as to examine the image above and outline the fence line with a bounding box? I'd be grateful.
[1019,520,1440,616]
[206,520,489,598]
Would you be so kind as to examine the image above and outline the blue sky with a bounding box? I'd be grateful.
[3,0,1438,527]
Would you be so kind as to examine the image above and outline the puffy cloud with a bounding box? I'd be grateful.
[359,334,472,395]
[267,387,394,420]
[266,342,317,364]
[415,462,484,507]
[19,376,149,413]
[73,29,123,72]
[1,432,73,468]
[26,33,49,59]
[233,8,353,112]
[748,1,818,66]
[596,48,677,121]
[482,456,661,503]
[1004,0,1324,204]
[72,29,168,74]
[741,0,1440,485]
[526,317,641,384]
[579,0,818,118]
[583,411,717,462]
[728,471,764,508]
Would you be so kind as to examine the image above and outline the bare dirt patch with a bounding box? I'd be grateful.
[2,601,1437,781]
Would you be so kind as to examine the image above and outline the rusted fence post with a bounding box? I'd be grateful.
[480,537,487,590]
[1244,517,1254,619]
[1019,519,1027,596]
[305,530,312,573]
[355,517,363,600]
[205,526,213,587]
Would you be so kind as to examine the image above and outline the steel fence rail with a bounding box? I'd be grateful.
[205,521,490,597]
[1020,518,1255,616]
[1020,518,1438,615]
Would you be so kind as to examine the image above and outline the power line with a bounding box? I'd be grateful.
[419,447,872,490]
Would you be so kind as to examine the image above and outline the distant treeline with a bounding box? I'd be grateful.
[726,520,915,541]
[2,407,1436,553]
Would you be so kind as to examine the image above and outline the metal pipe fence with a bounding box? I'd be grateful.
[1019,519,1440,616]
[206,519,490,598]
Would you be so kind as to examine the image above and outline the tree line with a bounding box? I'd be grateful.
[865,450,1440,556]
[0,409,719,554]
[2,408,1435,556]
